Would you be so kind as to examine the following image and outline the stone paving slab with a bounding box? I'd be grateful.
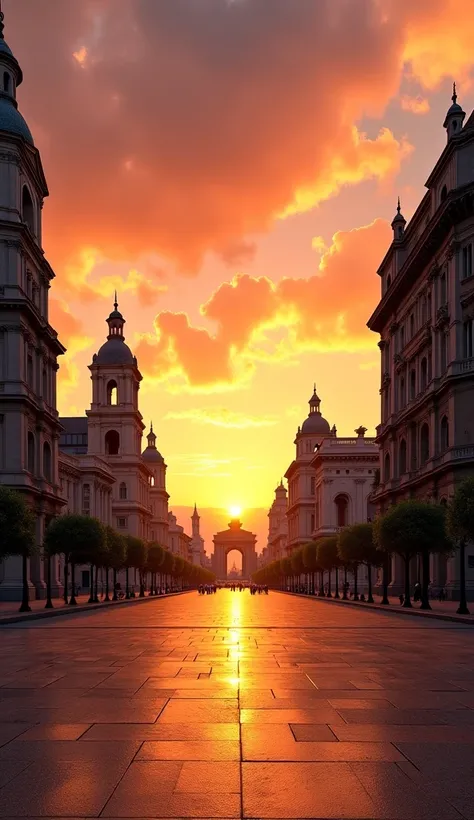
[1,589,474,818]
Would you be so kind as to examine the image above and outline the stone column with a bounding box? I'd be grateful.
[388,553,404,595]
[0,555,34,601]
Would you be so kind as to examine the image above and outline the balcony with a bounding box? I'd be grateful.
[451,357,474,375]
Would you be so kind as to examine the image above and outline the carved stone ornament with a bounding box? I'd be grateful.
[389,321,399,336]
[394,353,405,373]
[382,371,391,387]
[428,262,440,281]
[436,305,449,327]
[378,339,387,351]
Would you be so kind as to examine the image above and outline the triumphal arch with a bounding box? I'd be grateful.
[212,518,258,580]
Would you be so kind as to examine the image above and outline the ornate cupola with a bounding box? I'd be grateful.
[391,197,406,242]
[142,422,164,463]
[300,385,330,436]
[443,82,465,141]
[0,7,33,145]
[93,294,135,366]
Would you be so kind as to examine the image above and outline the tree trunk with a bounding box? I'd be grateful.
[327,569,332,597]
[420,551,431,610]
[353,564,359,600]
[139,571,145,597]
[19,551,31,613]
[403,555,412,607]
[319,570,324,596]
[457,539,470,615]
[69,562,77,605]
[334,566,340,598]
[94,565,99,602]
[343,566,348,599]
[112,568,118,601]
[105,567,110,602]
[63,559,68,604]
[126,567,130,598]
[88,564,95,603]
[45,552,53,609]
[367,563,374,603]
[381,554,390,605]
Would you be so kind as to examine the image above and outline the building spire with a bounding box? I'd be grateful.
[397,196,401,214]
[114,290,118,311]
[452,81,457,105]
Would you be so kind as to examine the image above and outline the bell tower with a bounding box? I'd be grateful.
[0,7,66,601]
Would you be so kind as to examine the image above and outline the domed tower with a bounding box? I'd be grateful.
[142,422,169,547]
[266,480,288,561]
[86,296,152,539]
[391,197,406,243]
[190,503,205,566]
[284,386,330,554]
[444,83,465,141]
[0,9,66,602]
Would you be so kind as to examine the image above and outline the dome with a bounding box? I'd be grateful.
[142,446,164,463]
[301,413,331,435]
[95,337,134,366]
[0,98,33,144]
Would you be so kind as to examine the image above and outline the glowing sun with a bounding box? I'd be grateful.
[229,505,242,518]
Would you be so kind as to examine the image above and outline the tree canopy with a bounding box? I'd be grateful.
[374,501,450,560]
[0,486,36,560]
[45,514,106,565]
[447,478,474,544]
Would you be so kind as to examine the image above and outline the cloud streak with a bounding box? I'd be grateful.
[165,408,279,429]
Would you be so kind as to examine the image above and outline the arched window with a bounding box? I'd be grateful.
[440,416,449,451]
[399,439,407,475]
[3,72,10,94]
[384,452,391,482]
[420,423,430,464]
[410,368,416,400]
[334,495,349,528]
[82,483,90,515]
[107,380,118,406]
[105,430,120,455]
[119,482,127,500]
[421,357,427,391]
[22,186,35,235]
[150,475,155,487]
[440,184,448,202]
[409,423,417,469]
[27,432,35,473]
[43,441,52,482]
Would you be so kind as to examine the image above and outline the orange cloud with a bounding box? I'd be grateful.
[165,408,278,429]
[136,219,392,391]
[10,0,460,275]
[400,95,430,114]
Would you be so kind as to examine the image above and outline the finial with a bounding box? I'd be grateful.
[313,382,317,393]
[397,196,401,214]
[114,290,118,311]
[150,420,153,433]
[0,0,5,40]
[452,81,457,105]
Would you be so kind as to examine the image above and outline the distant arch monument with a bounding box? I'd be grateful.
[212,519,258,580]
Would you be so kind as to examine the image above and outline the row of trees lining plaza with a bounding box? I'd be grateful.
[252,477,474,616]
[0,487,216,613]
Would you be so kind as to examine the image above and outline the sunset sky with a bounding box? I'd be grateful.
[8,0,474,555]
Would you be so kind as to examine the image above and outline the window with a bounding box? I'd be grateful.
[440,184,448,202]
[27,354,33,388]
[420,357,427,391]
[410,424,417,469]
[82,483,90,515]
[386,274,392,290]
[463,320,474,358]
[22,186,35,235]
[107,380,118,406]
[43,441,52,482]
[420,423,430,464]
[399,376,405,410]
[399,439,407,475]
[119,482,127,500]
[384,453,391,482]
[3,72,10,94]
[105,429,120,455]
[335,495,349,527]
[310,514,315,533]
[117,518,127,529]
[310,476,315,496]
[42,368,47,402]
[399,326,405,351]
[409,368,416,400]
[27,432,35,473]
[462,244,473,280]
[410,314,415,338]
[440,416,449,451]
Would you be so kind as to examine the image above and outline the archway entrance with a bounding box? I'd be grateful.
[227,550,242,580]
[212,519,257,580]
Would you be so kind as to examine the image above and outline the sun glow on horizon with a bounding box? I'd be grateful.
[229,505,242,518]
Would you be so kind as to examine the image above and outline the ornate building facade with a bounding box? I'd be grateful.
[0,13,65,599]
[264,481,288,563]
[368,87,474,599]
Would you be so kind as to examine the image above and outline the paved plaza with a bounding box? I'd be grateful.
[0,591,474,819]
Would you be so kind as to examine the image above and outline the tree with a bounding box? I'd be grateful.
[317,537,339,597]
[45,515,106,605]
[147,542,164,595]
[0,486,36,613]
[374,501,450,610]
[447,478,474,615]
[290,547,305,591]
[124,536,147,597]
[302,541,319,595]
[338,523,375,601]
[105,526,126,601]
